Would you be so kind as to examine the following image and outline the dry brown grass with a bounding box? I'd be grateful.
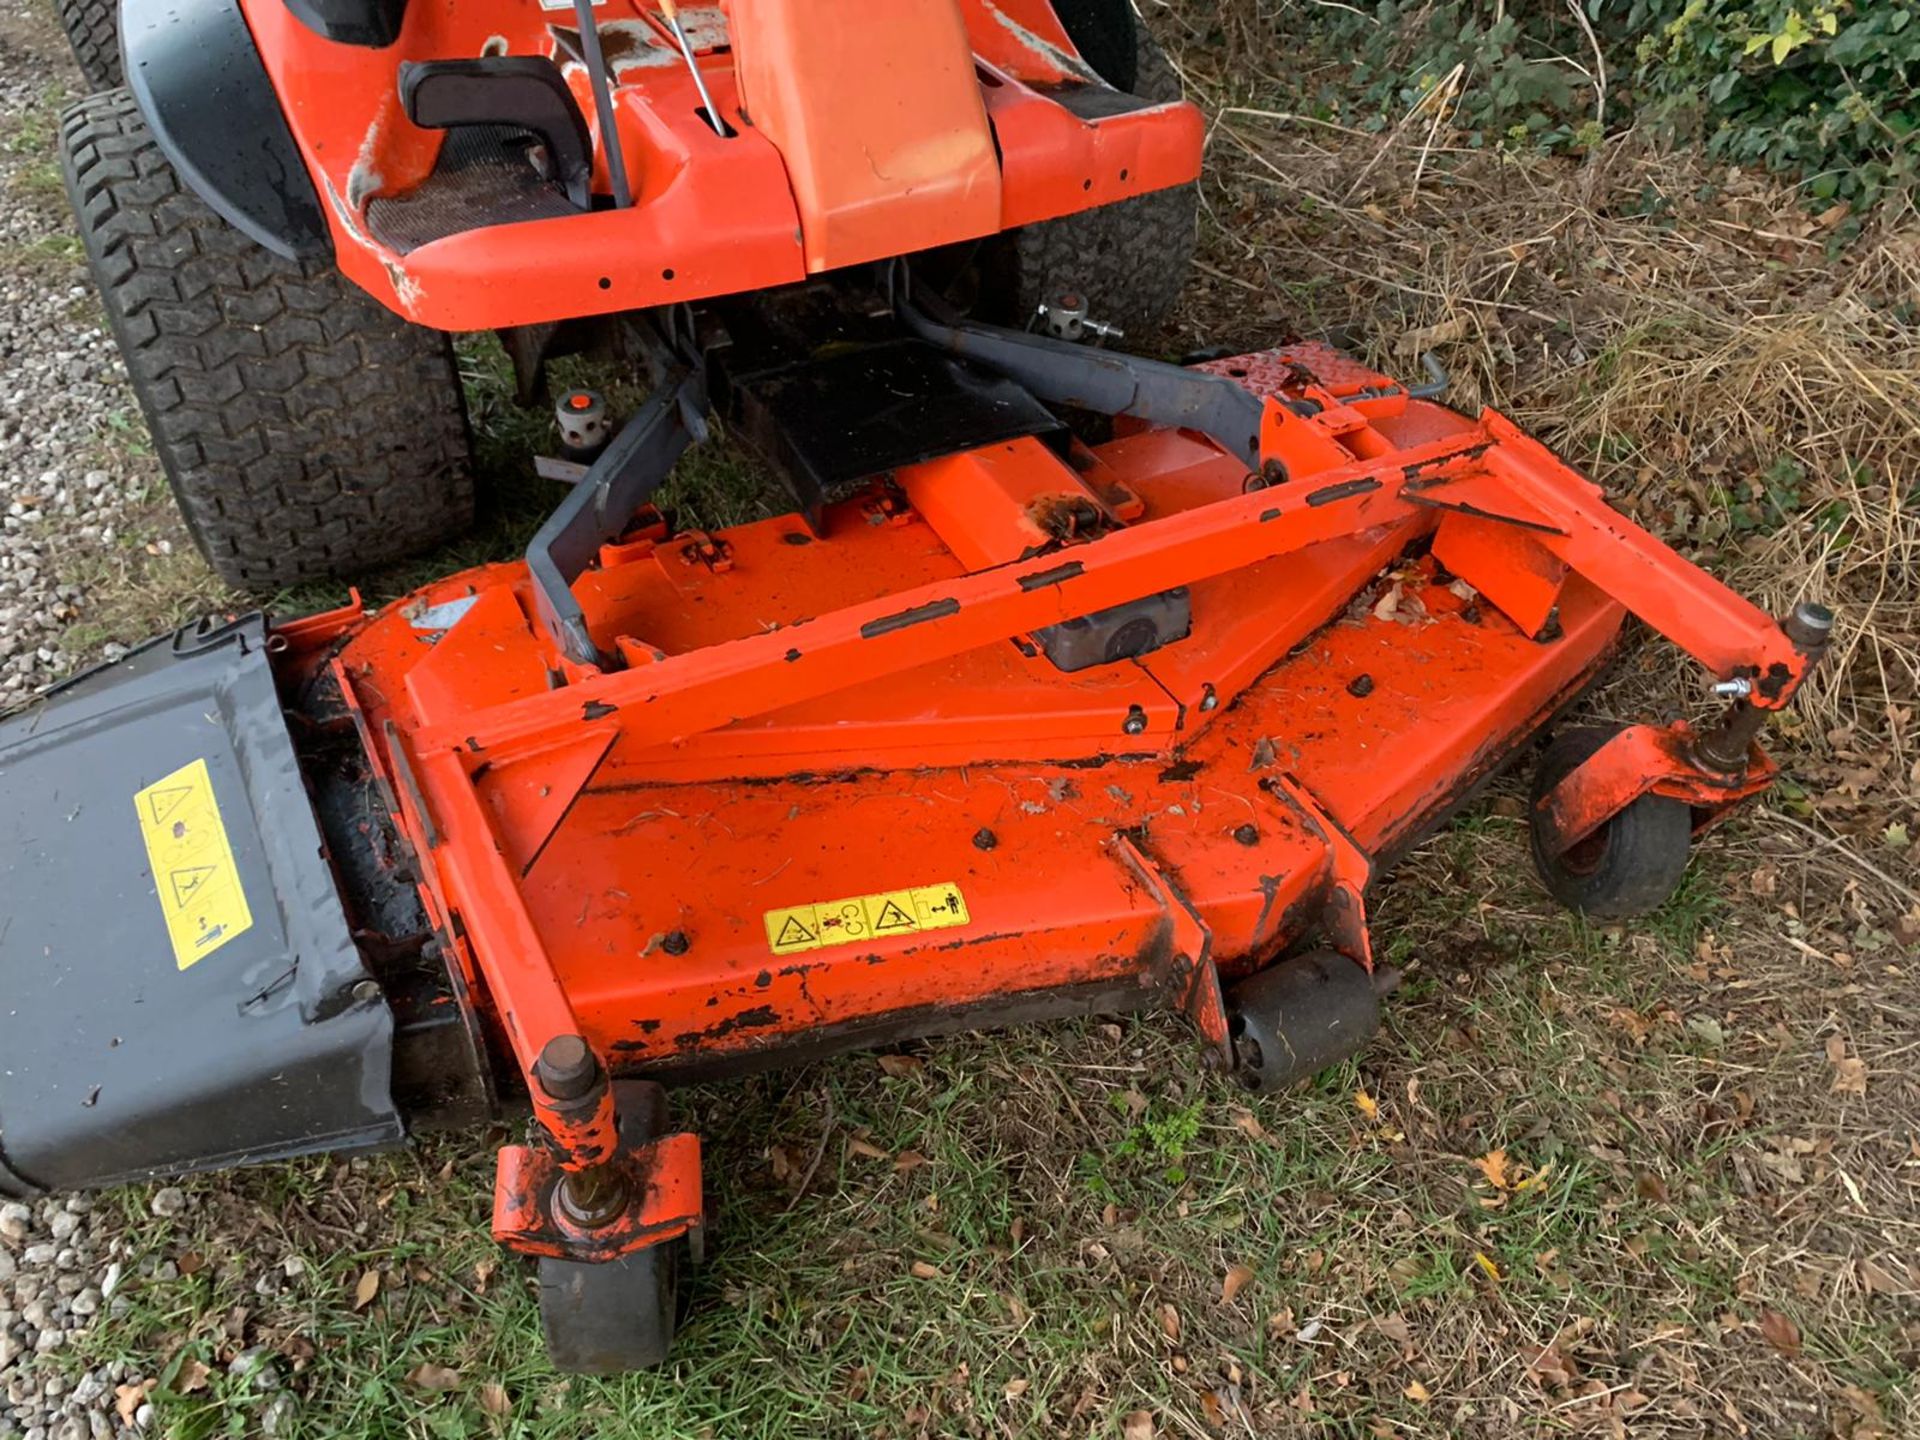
[1156,0,1920,770]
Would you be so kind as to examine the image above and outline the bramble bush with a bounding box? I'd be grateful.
[1288,0,1919,212]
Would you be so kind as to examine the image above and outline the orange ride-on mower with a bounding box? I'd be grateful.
[9,0,1831,1372]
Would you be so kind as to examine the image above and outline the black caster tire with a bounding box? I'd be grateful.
[538,1239,679,1375]
[1528,727,1692,920]
[535,1080,685,1374]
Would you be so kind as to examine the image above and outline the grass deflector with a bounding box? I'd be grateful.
[11,0,1831,1374]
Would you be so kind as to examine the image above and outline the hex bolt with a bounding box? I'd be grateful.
[972,827,998,851]
[661,930,690,956]
[1122,705,1148,736]
[1198,684,1219,712]
[1711,676,1753,699]
[1347,673,1375,699]
[535,1034,600,1102]
[1232,823,1260,847]
[351,979,381,1005]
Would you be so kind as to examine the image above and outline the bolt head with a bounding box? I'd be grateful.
[536,1035,599,1101]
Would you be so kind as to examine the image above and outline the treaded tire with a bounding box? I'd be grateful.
[56,0,121,91]
[1528,728,1693,920]
[1004,27,1197,338]
[60,88,475,593]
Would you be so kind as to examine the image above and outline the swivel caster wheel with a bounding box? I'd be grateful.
[1528,728,1692,920]
[536,1080,688,1374]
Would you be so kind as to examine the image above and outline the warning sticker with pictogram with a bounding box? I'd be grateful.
[764,881,971,956]
[132,757,255,970]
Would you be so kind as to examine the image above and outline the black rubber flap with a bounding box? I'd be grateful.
[0,615,401,1193]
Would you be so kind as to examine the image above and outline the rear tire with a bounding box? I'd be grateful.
[59,88,475,593]
[1001,24,1197,338]
[56,0,121,91]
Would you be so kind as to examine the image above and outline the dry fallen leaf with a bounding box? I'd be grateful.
[1404,1379,1432,1403]
[1826,1035,1868,1095]
[407,1362,462,1392]
[174,1357,211,1395]
[1372,1312,1412,1346]
[1159,1302,1182,1342]
[1354,1088,1379,1121]
[1474,1149,1511,1190]
[1222,1263,1255,1304]
[478,1382,510,1417]
[353,1268,380,1311]
[909,1260,941,1279]
[1002,1378,1029,1400]
[113,1382,152,1426]
[1229,1107,1266,1140]
[846,1137,889,1161]
[1122,1411,1156,1440]
[894,1149,929,1172]
[877,1054,924,1078]
[1527,1344,1579,1389]
[1759,1307,1802,1356]
[1472,1251,1502,1284]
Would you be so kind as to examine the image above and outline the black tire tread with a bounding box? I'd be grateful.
[1008,29,1197,338]
[56,0,121,91]
[59,88,475,593]
[1529,727,1693,920]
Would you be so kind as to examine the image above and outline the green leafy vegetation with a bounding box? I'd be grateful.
[1276,0,1918,214]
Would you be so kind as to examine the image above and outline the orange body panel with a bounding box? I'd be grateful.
[730,0,1002,272]
[232,0,1204,328]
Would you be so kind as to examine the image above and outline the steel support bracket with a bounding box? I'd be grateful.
[1535,720,1778,858]
[493,1130,704,1263]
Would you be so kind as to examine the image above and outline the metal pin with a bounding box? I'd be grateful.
[660,0,727,137]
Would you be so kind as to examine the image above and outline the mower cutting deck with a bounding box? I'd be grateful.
[17,0,1832,1372]
[0,292,1828,1369]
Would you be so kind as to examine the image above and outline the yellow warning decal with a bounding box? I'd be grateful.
[133,758,254,970]
[764,882,970,956]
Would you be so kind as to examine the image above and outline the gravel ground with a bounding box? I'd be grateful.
[0,16,151,711]
[0,8,189,1436]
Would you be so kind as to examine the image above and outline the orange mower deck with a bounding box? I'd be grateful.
[261,339,1823,1271]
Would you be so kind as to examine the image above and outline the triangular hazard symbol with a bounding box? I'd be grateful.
[170,866,215,907]
[872,900,917,932]
[775,914,817,947]
[147,786,193,825]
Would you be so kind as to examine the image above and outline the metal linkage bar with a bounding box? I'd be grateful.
[1425,412,1815,703]
[899,298,1269,469]
[426,425,1495,757]
[527,366,709,665]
